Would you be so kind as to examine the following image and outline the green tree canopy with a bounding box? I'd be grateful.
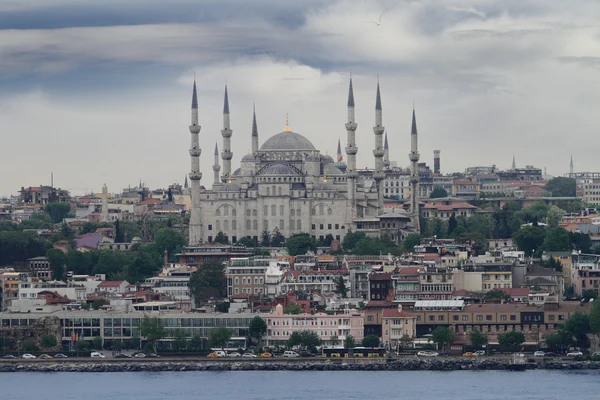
[154,227,186,256]
[286,233,317,256]
[429,186,449,198]
[484,289,511,302]
[513,225,546,257]
[589,300,600,333]
[287,330,321,351]
[270,228,286,247]
[45,202,72,223]
[342,231,367,252]
[236,236,258,248]
[403,233,420,252]
[173,329,189,352]
[497,330,525,347]
[344,335,356,349]
[283,303,302,315]
[214,231,229,244]
[431,326,455,350]
[140,316,167,353]
[361,334,381,348]
[209,327,233,349]
[46,248,67,281]
[248,316,268,344]
[542,227,571,252]
[189,336,204,352]
[188,261,226,307]
[544,330,570,350]
[469,329,488,347]
[335,275,347,298]
[563,311,590,348]
[545,177,576,197]
[40,334,58,348]
[0,231,50,265]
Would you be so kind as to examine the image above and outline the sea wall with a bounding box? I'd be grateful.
[1,359,599,373]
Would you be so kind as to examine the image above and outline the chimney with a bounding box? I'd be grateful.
[433,150,440,174]
[163,250,168,267]
[397,303,403,313]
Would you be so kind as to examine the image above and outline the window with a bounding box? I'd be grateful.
[319,224,324,230]
[312,224,316,230]
[486,315,492,321]
[297,220,301,230]
[216,220,221,231]
[500,315,507,321]
[453,315,459,321]
[232,220,236,230]
[462,315,468,321]
[297,209,301,216]
[290,220,295,230]
[271,205,276,216]
[252,209,257,216]
[510,315,516,321]
[335,224,339,229]
[232,209,236,217]
[291,209,295,217]
[319,205,324,215]
[253,220,258,230]
[208,224,212,231]
[280,205,284,216]
[272,185,276,195]
[476,315,483,321]
[328,224,332,230]
[224,207,229,217]
[279,220,284,230]
[224,220,229,231]
[246,220,251,230]
[246,209,251,217]
[216,209,221,216]
[278,187,282,196]
[438,315,444,321]
[263,206,268,215]
[429,316,435,321]
[263,220,268,230]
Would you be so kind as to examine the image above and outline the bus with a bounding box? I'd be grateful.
[322,347,387,358]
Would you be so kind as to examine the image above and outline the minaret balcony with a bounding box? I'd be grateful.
[221,128,233,138]
[189,125,201,134]
[221,150,233,160]
[373,171,386,180]
[189,172,203,181]
[409,152,420,162]
[373,127,385,135]
[345,122,357,130]
[189,148,202,157]
[345,146,358,155]
[373,149,385,158]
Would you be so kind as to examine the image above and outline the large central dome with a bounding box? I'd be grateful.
[260,131,316,152]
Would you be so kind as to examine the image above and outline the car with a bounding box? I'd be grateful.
[228,352,241,357]
[146,353,160,358]
[53,354,68,359]
[534,351,546,357]
[283,351,300,358]
[260,352,273,358]
[132,353,146,358]
[566,351,583,357]
[39,354,52,359]
[474,350,486,356]
[299,351,316,357]
[115,353,131,358]
[208,352,223,358]
[463,352,477,357]
[242,353,257,358]
[544,352,557,357]
[417,351,439,357]
[90,352,106,358]
[592,352,600,357]
[2,355,17,359]
[22,354,36,359]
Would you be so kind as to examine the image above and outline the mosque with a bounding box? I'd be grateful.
[186,78,419,246]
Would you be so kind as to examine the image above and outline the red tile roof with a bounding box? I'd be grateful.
[365,300,394,308]
[399,267,423,275]
[498,287,530,297]
[98,280,125,287]
[369,272,392,280]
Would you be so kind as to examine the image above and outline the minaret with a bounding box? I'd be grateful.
[221,85,233,182]
[101,184,109,222]
[184,175,188,189]
[213,142,221,185]
[383,131,390,169]
[337,138,343,163]
[570,154,574,175]
[409,109,420,233]
[433,150,440,174]
[251,104,259,154]
[345,77,358,223]
[372,79,385,214]
[512,154,516,170]
[189,78,203,245]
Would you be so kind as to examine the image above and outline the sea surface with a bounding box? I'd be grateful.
[0,370,598,400]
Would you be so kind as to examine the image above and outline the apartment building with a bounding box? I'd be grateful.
[380,305,417,350]
[226,257,270,297]
[279,270,347,295]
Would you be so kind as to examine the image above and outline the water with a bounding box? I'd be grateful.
[1,370,598,400]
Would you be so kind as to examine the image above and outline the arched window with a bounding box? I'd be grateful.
[232,220,236,230]
[272,185,276,195]
[266,187,270,196]
[246,220,251,230]
[216,209,221,216]
[290,220,295,230]
[263,220,269,231]
[297,209,301,216]
[224,220,229,231]
[246,209,251,217]
[311,208,316,216]
[280,205,284,216]
[278,187,282,196]
[253,220,258,230]
[319,205,324,215]
[327,208,332,216]
[297,220,301,230]
[252,209,257,216]
[216,220,221,231]
[271,205,276,216]
[263,205,268,215]
[291,209,295,217]
[232,209,236,217]
[224,207,229,217]
[279,219,284,230]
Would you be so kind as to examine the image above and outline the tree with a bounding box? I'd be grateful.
[214,231,229,244]
[248,316,268,346]
[188,261,226,307]
[334,275,347,298]
[362,334,381,348]
[431,327,455,350]
[154,227,186,256]
[563,311,590,348]
[544,330,570,350]
[173,329,188,352]
[447,213,458,236]
[545,177,576,197]
[342,231,367,252]
[40,334,58,348]
[287,331,303,348]
[513,225,546,257]
[22,340,40,353]
[399,334,414,350]
[497,330,525,348]
[546,205,566,228]
[582,290,598,301]
[469,329,488,347]
[91,298,110,310]
[429,186,448,198]
[75,340,90,352]
[92,336,103,350]
[283,303,302,315]
[571,232,592,253]
[286,233,317,256]
[270,228,286,247]
[114,219,125,243]
[45,202,71,223]
[140,316,167,353]
[260,230,270,247]
[236,236,257,248]
[189,336,204,352]
[344,335,356,349]
[46,248,67,281]
[209,327,233,350]
[287,330,321,351]
[484,289,511,302]
[542,227,571,252]
[589,300,600,333]
[403,233,420,252]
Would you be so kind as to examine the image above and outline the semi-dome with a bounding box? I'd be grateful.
[321,154,334,164]
[218,183,241,192]
[232,168,242,176]
[259,163,300,176]
[260,131,316,152]
[323,164,344,175]
[242,154,257,162]
[306,153,320,162]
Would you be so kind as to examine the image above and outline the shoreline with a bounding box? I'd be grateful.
[1,358,599,373]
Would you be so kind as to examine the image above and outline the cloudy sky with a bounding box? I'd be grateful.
[1,0,599,197]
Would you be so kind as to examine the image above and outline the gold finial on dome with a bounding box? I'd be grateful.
[283,113,292,133]
[323,172,327,183]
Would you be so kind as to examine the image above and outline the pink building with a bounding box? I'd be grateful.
[261,304,364,347]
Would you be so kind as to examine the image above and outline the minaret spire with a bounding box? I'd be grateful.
[345,76,358,224]
[221,85,233,182]
[213,142,221,185]
[383,130,390,169]
[512,154,516,170]
[251,103,259,154]
[409,108,421,233]
[189,77,203,245]
[570,154,574,175]
[372,78,385,214]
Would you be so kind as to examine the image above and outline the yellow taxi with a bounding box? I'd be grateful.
[463,352,477,357]
[260,352,273,358]
[208,352,222,358]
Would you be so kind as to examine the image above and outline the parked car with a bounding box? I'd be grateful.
[544,352,557,357]
[417,351,438,357]
[534,351,546,357]
[566,351,583,357]
[463,352,477,357]
[90,352,105,358]
[242,353,257,358]
[115,354,131,358]
[146,353,160,358]
[299,351,316,357]
[260,352,273,358]
[132,353,146,358]
[39,354,52,359]
[21,354,36,359]
[438,351,451,356]
[53,354,68,359]
[2,355,17,359]
[592,352,600,357]
[474,350,486,356]
[228,352,242,357]
[208,352,222,358]
[283,351,299,358]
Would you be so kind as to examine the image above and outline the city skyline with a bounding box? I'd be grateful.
[1,0,598,196]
